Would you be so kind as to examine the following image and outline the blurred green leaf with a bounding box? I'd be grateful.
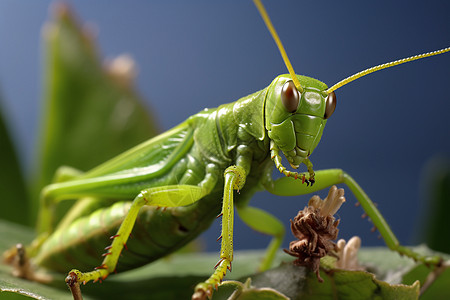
[31,4,160,224]
[2,220,449,300]
[420,157,450,253]
[0,95,29,225]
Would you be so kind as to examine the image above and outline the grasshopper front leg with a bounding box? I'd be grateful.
[265,168,442,266]
[193,165,246,300]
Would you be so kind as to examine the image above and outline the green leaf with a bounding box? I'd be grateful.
[2,220,449,300]
[30,4,160,224]
[0,95,29,225]
[239,263,420,300]
[402,263,450,300]
[0,219,74,299]
[217,279,289,300]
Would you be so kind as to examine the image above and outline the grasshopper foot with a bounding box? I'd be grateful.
[301,174,315,186]
[66,272,83,300]
[192,257,231,300]
[192,285,212,300]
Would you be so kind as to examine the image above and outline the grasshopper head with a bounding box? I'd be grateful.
[265,74,336,168]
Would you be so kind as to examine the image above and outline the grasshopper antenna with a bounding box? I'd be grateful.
[253,0,304,93]
[327,47,450,94]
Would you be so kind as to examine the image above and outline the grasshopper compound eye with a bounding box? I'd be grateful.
[281,80,300,113]
[324,91,336,119]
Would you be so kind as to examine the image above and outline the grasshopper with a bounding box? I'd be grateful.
[4,1,449,299]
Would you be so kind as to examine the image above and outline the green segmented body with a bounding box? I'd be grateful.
[36,201,220,272]
[35,74,327,271]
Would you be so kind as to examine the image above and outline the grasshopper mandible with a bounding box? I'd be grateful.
[4,1,449,299]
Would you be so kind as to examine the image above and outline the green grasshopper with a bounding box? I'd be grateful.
[6,0,449,299]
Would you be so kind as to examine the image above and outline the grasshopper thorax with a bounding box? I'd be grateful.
[265,74,336,169]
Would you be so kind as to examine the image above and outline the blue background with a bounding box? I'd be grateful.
[0,1,449,253]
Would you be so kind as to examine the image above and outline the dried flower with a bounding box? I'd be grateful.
[284,185,345,282]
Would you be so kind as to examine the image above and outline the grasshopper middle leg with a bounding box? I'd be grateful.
[67,184,209,284]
